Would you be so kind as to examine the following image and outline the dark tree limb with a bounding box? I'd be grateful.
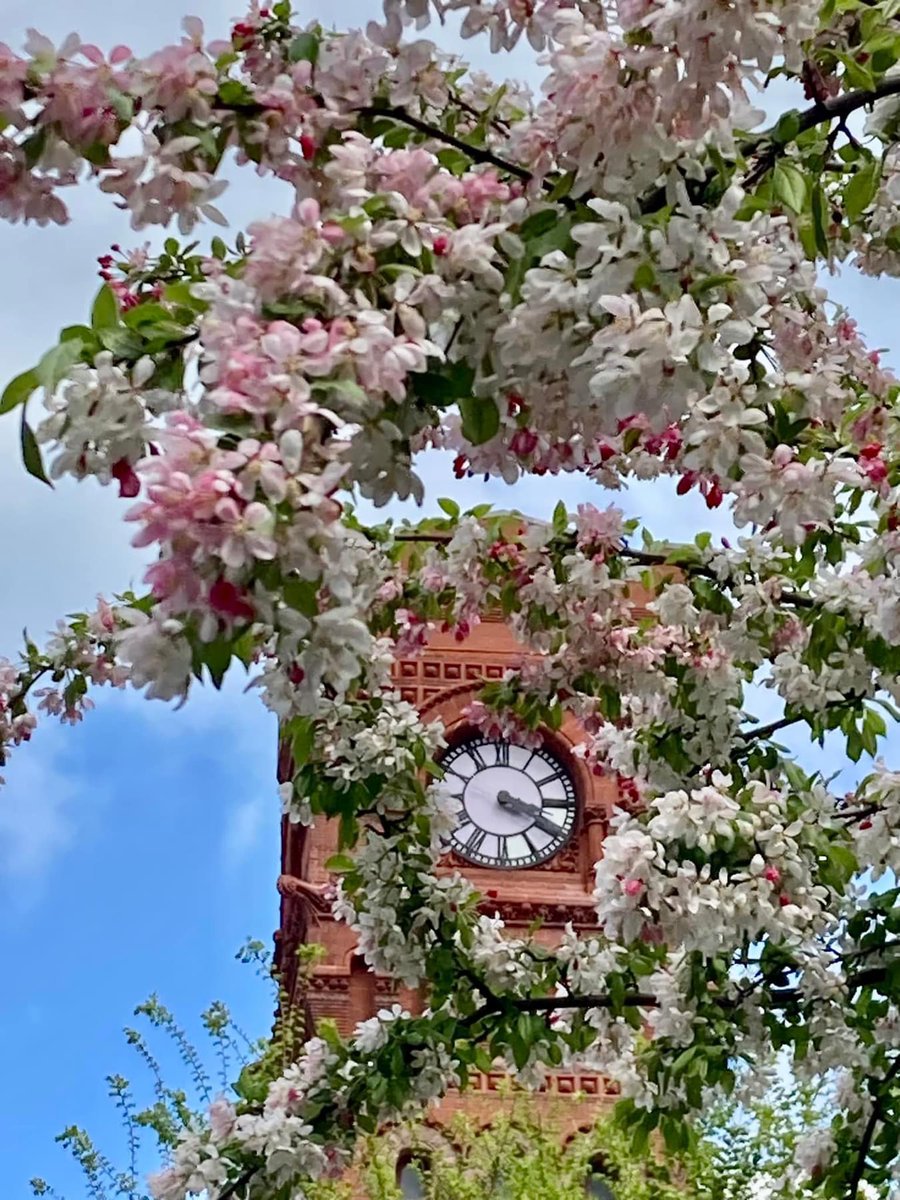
[848,1055,900,1200]
[357,104,534,184]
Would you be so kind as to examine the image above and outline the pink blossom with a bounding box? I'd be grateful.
[510,428,539,457]
[395,608,429,656]
[376,578,402,603]
[215,497,278,569]
[575,502,625,551]
[419,565,448,593]
[220,439,288,503]
[208,1097,236,1140]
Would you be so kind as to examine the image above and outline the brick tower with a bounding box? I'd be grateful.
[274,607,636,1143]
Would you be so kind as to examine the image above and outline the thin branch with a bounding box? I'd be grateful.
[849,1055,900,1200]
[503,992,658,1013]
[795,77,900,138]
[734,693,866,750]
[619,546,815,609]
[217,1166,258,1200]
[743,75,900,188]
[358,105,533,183]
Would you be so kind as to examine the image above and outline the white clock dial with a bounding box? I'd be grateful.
[440,736,577,868]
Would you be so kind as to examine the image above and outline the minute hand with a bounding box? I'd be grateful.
[497,790,562,837]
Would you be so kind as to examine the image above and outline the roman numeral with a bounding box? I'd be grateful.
[497,838,511,866]
[495,742,510,766]
[469,743,489,771]
[534,770,563,788]
[464,827,486,855]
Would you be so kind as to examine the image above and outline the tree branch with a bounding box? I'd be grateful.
[357,105,534,184]
[619,546,814,609]
[734,693,866,751]
[795,76,900,138]
[744,75,900,188]
[217,1166,258,1200]
[849,1055,900,1200]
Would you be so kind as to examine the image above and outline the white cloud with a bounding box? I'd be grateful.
[220,791,269,871]
[0,724,77,906]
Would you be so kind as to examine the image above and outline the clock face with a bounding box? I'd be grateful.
[440,736,577,869]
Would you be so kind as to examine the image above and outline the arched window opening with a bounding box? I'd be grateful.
[585,1159,616,1200]
[397,1152,430,1199]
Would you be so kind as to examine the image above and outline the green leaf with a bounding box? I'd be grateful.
[202,639,232,688]
[59,321,96,345]
[288,31,320,64]
[21,416,51,487]
[0,368,38,416]
[773,162,807,215]
[284,578,319,618]
[844,159,881,221]
[291,718,315,767]
[91,284,120,331]
[323,854,355,873]
[411,362,476,409]
[36,339,85,394]
[517,209,559,240]
[437,497,460,519]
[458,395,500,445]
[217,79,255,107]
[98,327,144,358]
[547,170,575,202]
[22,128,47,169]
[552,500,568,534]
[689,273,736,298]
[772,110,802,145]
[632,262,656,291]
[811,182,830,256]
[838,52,875,92]
[122,303,171,329]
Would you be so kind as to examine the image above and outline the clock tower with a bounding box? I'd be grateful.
[274,608,634,1138]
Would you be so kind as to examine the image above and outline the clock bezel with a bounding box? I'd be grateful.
[439,730,579,870]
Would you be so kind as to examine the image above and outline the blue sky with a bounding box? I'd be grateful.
[0,2,899,1196]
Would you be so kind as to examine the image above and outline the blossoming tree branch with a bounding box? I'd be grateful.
[2,0,900,1195]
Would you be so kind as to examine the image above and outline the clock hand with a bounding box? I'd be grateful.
[497,791,563,837]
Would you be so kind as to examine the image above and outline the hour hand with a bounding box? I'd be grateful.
[497,789,529,814]
[497,790,562,837]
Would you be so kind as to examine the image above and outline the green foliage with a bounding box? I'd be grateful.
[312,1104,687,1200]
[688,1075,828,1200]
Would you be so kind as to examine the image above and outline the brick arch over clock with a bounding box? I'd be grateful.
[409,617,617,898]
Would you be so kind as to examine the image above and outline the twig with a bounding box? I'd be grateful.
[218,1166,258,1200]
[848,1055,900,1200]
[358,105,532,183]
[734,694,866,750]
[743,76,900,188]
